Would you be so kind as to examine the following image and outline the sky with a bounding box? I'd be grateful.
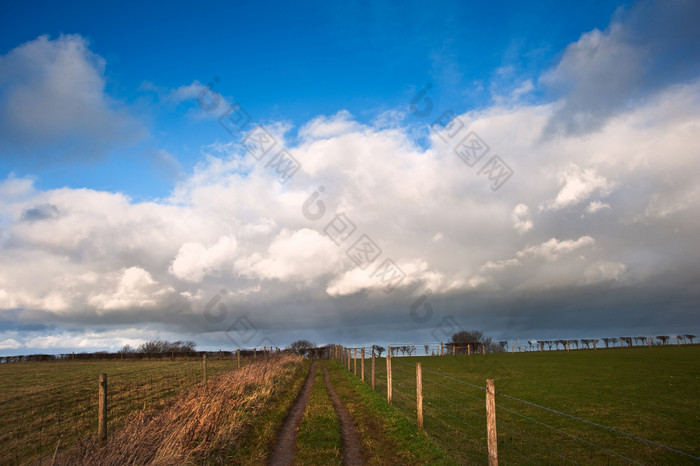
[0,0,699,354]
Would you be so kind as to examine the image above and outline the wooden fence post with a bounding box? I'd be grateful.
[468,345,471,356]
[417,363,423,430]
[594,340,597,351]
[98,373,107,444]
[452,345,455,356]
[237,349,241,369]
[386,353,392,404]
[486,379,498,466]
[361,348,365,382]
[203,353,208,385]
[354,348,357,376]
[511,343,514,354]
[440,341,443,356]
[371,349,376,390]
[482,344,485,355]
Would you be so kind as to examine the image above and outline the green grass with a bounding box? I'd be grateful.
[357,346,700,464]
[0,357,247,464]
[295,363,343,465]
[326,360,454,465]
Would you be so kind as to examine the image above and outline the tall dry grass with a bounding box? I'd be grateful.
[54,353,302,465]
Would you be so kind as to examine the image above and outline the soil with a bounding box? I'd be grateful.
[268,361,317,466]
[268,361,366,466]
[323,364,365,466]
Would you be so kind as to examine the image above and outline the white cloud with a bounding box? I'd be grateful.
[543,164,611,211]
[0,34,145,160]
[586,201,611,214]
[89,267,173,311]
[0,61,699,349]
[541,0,700,134]
[170,236,239,283]
[0,338,21,349]
[243,229,341,283]
[516,236,596,262]
[298,110,362,141]
[511,203,533,234]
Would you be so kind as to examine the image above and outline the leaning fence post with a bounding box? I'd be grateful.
[416,363,423,430]
[203,353,208,385]
[486,379,498,465]
[371,349,376,390]
[98,373,107,444]
[386,352,392,404]
[361,348,365,382]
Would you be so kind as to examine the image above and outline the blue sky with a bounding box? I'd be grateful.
[1,0,699,354]
[1,0,624,199]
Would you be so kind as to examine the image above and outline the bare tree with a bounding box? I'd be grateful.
[601,337,611,348]
[424,344,430,355]
[656,335,670,345]
[619,337,633,347]
[373,345,385,358]
[451,330,484,354]
[685,334,696,344]
[288,340,315,356]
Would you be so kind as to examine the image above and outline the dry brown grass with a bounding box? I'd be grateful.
[53,354,302,465]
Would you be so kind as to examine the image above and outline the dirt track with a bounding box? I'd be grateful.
[268,361,318,466]
[269,361,365,465]
[323,364,364,465]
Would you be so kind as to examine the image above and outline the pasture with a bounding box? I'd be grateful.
[362,345,700,463]
[0,356,243,464]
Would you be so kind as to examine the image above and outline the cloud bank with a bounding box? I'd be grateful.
[1,2,699,352]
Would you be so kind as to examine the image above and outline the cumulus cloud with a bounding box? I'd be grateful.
[541,0,700,135]
[0,34,145,162]
[542,164,611,211]
[586,201,611,214]
[89,267,173,311]
[2,17,700,351]
[170,236,239,283]
[511,203,533,234]
[0,338,21,349]
[516,236,596,261]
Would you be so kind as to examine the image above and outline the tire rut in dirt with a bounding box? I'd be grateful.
[268,361,317,466]
[323,364,365,466]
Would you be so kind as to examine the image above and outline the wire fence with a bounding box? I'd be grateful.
[0,354,250,465]
[335,344,699,465]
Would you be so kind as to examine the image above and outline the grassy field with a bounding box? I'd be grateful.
[0,356,247,464]
[295,363,343,465]
[358,345,700,464]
